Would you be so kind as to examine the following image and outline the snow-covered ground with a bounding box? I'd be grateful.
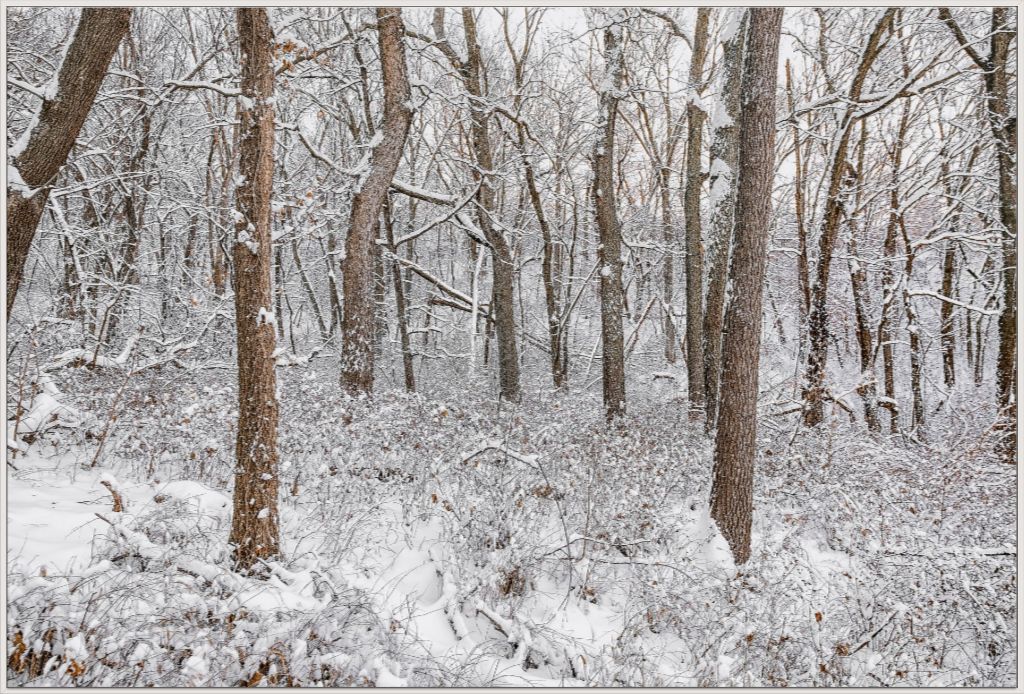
[6,362,1016,686]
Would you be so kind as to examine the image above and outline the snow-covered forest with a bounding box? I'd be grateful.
[5,6,1017,687]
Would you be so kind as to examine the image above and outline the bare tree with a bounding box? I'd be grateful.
[340,8,413,395]
[593,12,628,419]
[7,8,132,317]
[802,10,897,426]
[228,7,280,572]
[710,7,783,566]
[682,8,711,415]
[703,9,748,431]
[938,7,1017,459]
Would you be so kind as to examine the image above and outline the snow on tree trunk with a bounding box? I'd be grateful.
[341,8,413,395]
[702,9,747,432]
[229,7,281,572]
[591,11,627,419]
[6,8,132,318]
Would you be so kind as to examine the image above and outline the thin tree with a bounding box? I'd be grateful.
[938,7,1016,460]
[461,8,522,401]
[229,7,280,572]
[7,8,132,318]
[682,8,711,415]
[802,10,897,426]
[341,8,413,394]
[709,7,783,566]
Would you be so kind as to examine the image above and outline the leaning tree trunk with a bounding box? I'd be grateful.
[683,8,711,415]
[702,9,747,431]
[593,17,627,419]
[229,7,280,572]
[341,8,413,395]
[709,7,783,566]
[7,8,132,318]
[802,10,896,426]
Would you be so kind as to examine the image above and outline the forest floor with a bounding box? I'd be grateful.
[6,359,1017,686]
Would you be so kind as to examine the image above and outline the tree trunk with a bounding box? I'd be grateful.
[785,59,811,322]
[229,7,280,572]
[802,10,896,426]
[702,9,747,431]
[461,8,522,401]
[7,8,132,318]
[987,9,1017,459]
[683,8,711,415]
[710,7,783,566]
[384,198,416,392]
[341,8,413,395]
[593,15,627,419]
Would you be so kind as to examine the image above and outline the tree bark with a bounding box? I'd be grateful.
[702,9,747,431]
[802,10,896,426]
[341,8,413,395]
[710,7,783,566]
[7,8,132,318]
[461,8,522,401]
[593,16,627,419]
[229,7,280,572]
[384,198,416,392]
[683,8,711,415]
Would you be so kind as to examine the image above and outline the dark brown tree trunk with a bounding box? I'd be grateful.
[802,10,896,426]
[709,7,783,566]
[7,8,132,318]
[940,240,957,388]
[987,9,1017,460]
[341,8,413,395]
[660,168,677,365]
[229,7,280,572]
[593,19,627,419]
[880,201,900,434]
[384,198,416,392]
[939,10,1016,453]
[846,121,880,432]
[899,218,925,434]
[849,234,880,432]
[461,8,522,401]
[683,8,711,415]
[703,9,747,431]
[785,59,811,322]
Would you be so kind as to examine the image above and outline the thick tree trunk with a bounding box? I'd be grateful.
[229,7,280,572]
[7,8,132,318]
[709,7,783,566]
[341,8,413,395]
[702,9,747,431]
[683,8,711,414]
[593,18,627,419]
